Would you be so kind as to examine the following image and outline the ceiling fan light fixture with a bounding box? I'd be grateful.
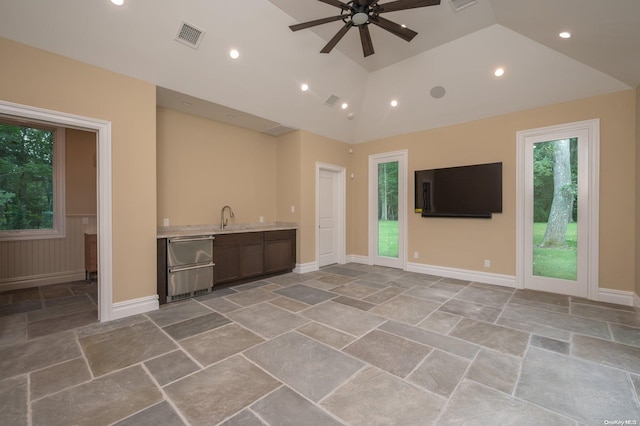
[352,12,369,26]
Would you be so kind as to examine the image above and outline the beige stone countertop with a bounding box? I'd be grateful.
[157,222,297,239]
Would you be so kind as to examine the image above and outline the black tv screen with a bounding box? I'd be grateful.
[415,162,502,218]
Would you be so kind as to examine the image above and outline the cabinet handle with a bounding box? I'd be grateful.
[168,236,215,243]
[168,262,215,273]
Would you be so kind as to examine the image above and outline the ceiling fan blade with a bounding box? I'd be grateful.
[369,15,417,42]
[321,21,354,53]
[289,15,345,32]
[359,25,375,57]
[318,0,352,11]
[378,0,441,13]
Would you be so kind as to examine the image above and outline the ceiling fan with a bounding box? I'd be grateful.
[289,0,441,57]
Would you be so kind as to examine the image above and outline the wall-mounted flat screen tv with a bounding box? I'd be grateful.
[415,162,502,218]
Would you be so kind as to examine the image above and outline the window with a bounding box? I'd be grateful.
[0,119,65,240]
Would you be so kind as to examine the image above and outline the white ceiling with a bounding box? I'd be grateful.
[0,0,637,144]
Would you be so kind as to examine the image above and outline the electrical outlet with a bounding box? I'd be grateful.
[484,259,490,268]
[82,217,89,225]
[259,216,264,223]
[413,251,419,259]
[290,205,295,213]
[163,218,170,227]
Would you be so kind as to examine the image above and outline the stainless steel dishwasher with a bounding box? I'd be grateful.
[167,235,215,302]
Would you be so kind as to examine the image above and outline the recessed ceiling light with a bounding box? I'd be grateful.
[559,31,571,39]
[229,49,240,59]
[301,83,309,92]
[390,99,398,107]
[494,67,505,77]
[110,0,124,5]
[341,103,348,110]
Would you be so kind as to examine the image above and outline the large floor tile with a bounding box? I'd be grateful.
[143,350,200,386]
[571,303,640,327]
[362,286,404,304]
[441,379,574,425]
[164,355,280,426]
[226,302,309,339]
[610,323,640,348]
[274,284,337,305]
[404,285,459,303]
[344,329,432,378]
[27,309,97,338]
[418,310,462,334]
[30,357,91,400]
[162,311,231,340]
[496,316,571,342]
[79,320,177,377]
[224,288,278,307]
[220,409,267,426]
[295,321,356,349]
[465,348,521,393]
[251,386,342,426]
[512,289,570,307]
[454,285,513,308]
[571,334,640,374]
[0,375,28,425]
[146,300,212,327]
[301,301,385,337]
[113,401,185,426]
[450,318,530,357]
[329,282,379,299]
[380,320,479,360]
[501,304,611,339]
[0,313,26,347]
[26,299,95,323]
[322,367,444,425]
[244,331,364,402]
[369,294,440,325]
[438,299,502,323]
[180,323,264,366]
[0,330,81,381]
[31,365,162,426]
[516,347,640,423]
[407,349,469,397]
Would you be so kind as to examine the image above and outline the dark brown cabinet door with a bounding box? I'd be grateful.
[214,232,264,284]
[264,230,296,274]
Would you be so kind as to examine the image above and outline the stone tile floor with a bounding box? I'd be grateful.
[1,264,639,425]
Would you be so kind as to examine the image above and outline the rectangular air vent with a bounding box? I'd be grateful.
[261,124,297,137]
[449,0,477,12]
[175,21,205,49]
[324,95,340,108]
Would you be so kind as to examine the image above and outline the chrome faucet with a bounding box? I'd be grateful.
[220,205,235,229]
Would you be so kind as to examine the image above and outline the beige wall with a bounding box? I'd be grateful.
[636,86,640,300]
[351,90,637,293]
[0,37,157,303]
[66,129,97,215]
[156,108,278,226]
[276,131,302,260]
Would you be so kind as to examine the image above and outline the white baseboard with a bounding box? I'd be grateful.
[294,261,318,274]
[346,255,369,265]
[406,262,517,289]
[598,288,635,307]
[111,295,159,321]
[0,270,86,292]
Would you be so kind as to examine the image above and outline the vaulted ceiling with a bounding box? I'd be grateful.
[0,0,638,143]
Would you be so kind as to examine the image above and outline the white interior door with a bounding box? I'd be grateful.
[318,168,338,267]
[369,151,407,269]
[517,120,599,299]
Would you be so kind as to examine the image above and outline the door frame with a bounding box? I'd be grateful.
[516,119,599,300]
[368,150,408,269]
[0,100,113,321]
[316,162,346,268]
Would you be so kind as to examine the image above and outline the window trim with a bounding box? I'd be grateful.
[0,122,66,241]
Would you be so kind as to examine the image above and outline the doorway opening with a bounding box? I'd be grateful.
[316,163,346,268]
[0,100,113,321]
[368,150,407,269]
[516,119,599,299]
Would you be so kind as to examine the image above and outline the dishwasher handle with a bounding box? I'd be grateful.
[168,235,215,243]
[168,262,215,274]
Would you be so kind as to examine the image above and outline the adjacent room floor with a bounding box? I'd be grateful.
[1,264,639,425]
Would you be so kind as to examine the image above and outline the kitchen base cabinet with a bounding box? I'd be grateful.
[264,230,296,274]
[214,232,264,285]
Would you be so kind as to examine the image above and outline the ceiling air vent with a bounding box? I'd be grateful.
[261,124,297,137]
[324,95,340,108]
[449,0,477,12]
[175,21,205,49]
